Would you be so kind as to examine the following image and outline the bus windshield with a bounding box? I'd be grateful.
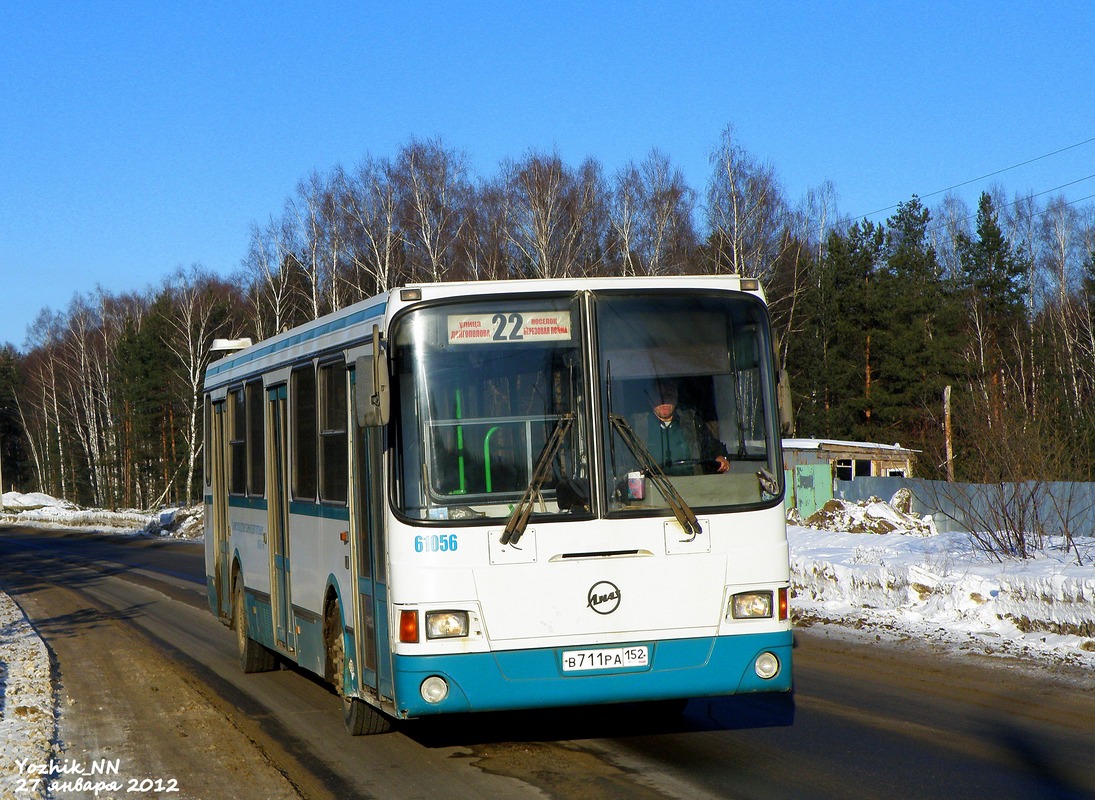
[598,292,782,514]
[393,295,590,521]
[391,289,783,523]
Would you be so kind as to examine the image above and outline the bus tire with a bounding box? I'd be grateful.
[343,695,391,736]
[325,602,391,735]
[234,580,276,673]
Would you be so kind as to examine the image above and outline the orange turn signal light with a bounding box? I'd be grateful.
[399,610,419,643]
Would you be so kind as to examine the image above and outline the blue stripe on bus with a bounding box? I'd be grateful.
[228,495,268,511]
[288,502,350,521]
[224,495,349,522]
[206,301,387,380]
[389,630,793,717]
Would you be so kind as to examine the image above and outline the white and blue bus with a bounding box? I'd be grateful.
[204,276,793,734]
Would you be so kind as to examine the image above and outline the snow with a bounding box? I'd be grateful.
[0,492,205,539]
[790,490,1095,668]
[0,489,1092,794]
[0,591,53,799]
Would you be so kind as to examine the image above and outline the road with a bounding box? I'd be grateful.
[0,526,1093,800]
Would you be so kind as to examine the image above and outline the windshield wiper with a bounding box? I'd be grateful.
[500,414,574,546]
[609,414,703,540]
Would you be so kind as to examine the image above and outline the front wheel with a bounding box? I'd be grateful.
[325,602,391,735]
[343,695,391,736]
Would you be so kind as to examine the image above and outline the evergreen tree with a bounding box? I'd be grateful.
[1083,247,1095,300]
[0,346,30,491]
[113,297,187,507]
[956,192,1029,364]
[872,197,962,474]
[790,222,884,440]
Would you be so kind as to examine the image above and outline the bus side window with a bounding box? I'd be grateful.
[320,362,348,504]
[292,365,318,501]
[229,388,246,496]
[247,380,265,497]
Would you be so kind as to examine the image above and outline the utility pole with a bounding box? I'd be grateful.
[944,385,954,482]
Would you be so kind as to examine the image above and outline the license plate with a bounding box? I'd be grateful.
[561,645,649,672]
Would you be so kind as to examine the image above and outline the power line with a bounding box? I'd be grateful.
[857,134,1095,219]
[932,175,1095,233]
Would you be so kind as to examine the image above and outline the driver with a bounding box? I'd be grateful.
[632,378,730,475]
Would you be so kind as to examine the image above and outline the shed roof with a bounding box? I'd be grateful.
[782,438,919,455]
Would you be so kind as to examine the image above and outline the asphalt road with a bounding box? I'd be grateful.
[0,526,1093,800]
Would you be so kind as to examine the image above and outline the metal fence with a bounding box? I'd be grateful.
[833,476,1095,537]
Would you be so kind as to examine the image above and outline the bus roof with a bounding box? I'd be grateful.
[203,274,765,391]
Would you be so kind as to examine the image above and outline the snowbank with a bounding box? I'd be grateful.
[0,492,68,512]
[0,493,203,540]
[795,487,937,536]
[0,591,53,800]
[790,495,1095,668]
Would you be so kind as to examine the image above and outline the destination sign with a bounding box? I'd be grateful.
[447,311,572,344]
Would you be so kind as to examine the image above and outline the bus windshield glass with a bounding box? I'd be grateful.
[393,295,590,521]
[598,292,782,514]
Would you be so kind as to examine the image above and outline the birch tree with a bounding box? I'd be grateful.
[504,152,607,279]
[21,310,67,497]
[705,125,790,281]
[608,163,642,276]
[162,266,235,502]
[60,295,108,505]
[243,217,300,338]
[636,148,695,275]
[393,138,469,283]
[286,171,337,320]
[1041,195,1083,410]
[336,159,403,296]
[462,176,514,281]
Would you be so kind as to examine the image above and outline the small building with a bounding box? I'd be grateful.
[782,438,916,480]
[782,439,918,517]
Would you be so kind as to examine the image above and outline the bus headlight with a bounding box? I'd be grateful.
[730,591,773,619]
[755,652,781,680]
[425,610,469,639]
[421,676,449,704]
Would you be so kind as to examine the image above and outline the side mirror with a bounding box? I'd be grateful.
[355,325,390,427]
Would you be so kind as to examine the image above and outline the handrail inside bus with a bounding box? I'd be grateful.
[429,414,563,501]
[453,389,467,495]
[482,426,502,493]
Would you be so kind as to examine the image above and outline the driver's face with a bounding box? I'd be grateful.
[653,384,677,421]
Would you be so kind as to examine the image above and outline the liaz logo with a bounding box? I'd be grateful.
[587,581,621,615]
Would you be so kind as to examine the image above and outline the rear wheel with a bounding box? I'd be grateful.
[325,601,391,735]
[234,579,276,673]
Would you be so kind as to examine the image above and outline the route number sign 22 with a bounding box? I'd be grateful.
[447,312,572,344]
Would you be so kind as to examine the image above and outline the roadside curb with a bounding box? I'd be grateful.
[0,590,54,800]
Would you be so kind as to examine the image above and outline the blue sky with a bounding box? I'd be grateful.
[2,2,1093,349]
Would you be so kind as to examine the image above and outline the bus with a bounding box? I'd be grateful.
[203,275,793,734]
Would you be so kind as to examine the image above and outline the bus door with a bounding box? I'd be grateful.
[352,403,393,701]
[268,384,294,652]
[210,401,231,619]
